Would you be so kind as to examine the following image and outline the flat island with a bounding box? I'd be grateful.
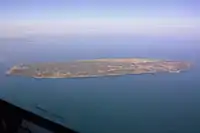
[6,58,191,79]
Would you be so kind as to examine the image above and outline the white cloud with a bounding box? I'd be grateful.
[1,18,199,38]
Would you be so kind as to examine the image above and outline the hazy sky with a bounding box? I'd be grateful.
[1,0,199,38]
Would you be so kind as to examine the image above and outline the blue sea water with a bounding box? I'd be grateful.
[0,37,200,133]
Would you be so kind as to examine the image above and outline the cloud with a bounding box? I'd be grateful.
[1,18,199,38]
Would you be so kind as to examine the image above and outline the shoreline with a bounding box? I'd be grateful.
[10,70,183,79]
[6,58,191,79]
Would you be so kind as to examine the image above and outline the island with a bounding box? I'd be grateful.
[6,58,191,79]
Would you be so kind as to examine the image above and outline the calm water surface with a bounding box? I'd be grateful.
[0,38,200,133]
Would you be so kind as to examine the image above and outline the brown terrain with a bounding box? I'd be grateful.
[6,58,191,79]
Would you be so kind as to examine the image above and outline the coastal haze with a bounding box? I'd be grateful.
[1,0,200,133]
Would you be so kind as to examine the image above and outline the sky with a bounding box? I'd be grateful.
[1,0,200,38]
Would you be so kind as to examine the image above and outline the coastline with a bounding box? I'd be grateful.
[6,58,191,79]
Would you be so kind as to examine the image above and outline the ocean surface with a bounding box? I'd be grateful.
[0,37,200,133]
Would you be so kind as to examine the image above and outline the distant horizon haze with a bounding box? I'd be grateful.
[1,0,199,38]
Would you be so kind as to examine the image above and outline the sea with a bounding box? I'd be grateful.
[0,36,200,133]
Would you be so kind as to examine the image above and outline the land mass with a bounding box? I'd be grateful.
[6,58,191,79]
